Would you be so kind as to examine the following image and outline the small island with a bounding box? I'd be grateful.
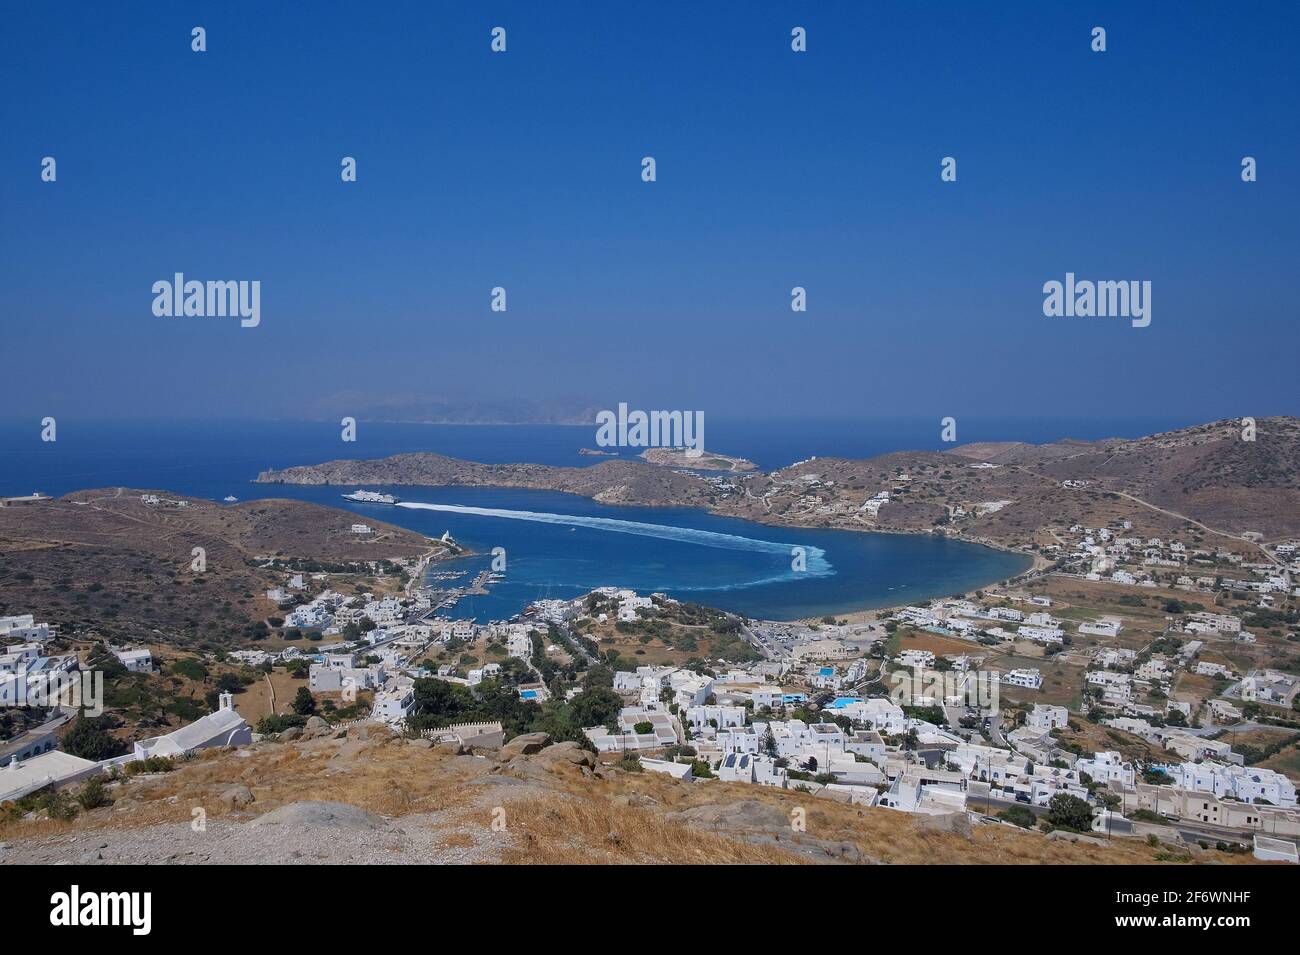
[638,447,757,472]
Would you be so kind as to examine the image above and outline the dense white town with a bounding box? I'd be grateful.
[4,511,1299,865]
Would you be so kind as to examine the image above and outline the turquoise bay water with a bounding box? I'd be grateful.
[0,418,1065,621]
[266,484,1029,622]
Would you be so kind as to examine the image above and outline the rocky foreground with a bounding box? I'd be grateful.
[0,722,1202,865]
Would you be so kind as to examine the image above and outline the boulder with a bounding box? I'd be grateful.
[614,793,659,809]
[752,833,867,864]
[667,800,790,832]
[247,800,388,831]
[303,716,332,739]
[500,732,551,758]
[218,784,255,809]
[447,754,497,777]
[1047,829,1108,847]
[912,812,972,839]
[537,741,597,769]
[278,727,303,741]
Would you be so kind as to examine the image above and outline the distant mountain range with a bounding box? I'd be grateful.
[297,393,600,425]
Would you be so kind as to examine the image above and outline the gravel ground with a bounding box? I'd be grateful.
[0,804,509,865]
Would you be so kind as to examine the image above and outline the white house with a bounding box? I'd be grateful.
[717,751,788,788]
[998,669,1042,690]
[845,730,887,764]
[1076,750,1136,788]
[673,677,714,709]
[718,725,763,754]
[685,705,746,731]
[1164,761,1296,808]
[1187,612,1241,634]
[112,648,153,673]
[1195,661,1234,679]
[897,649,935,668]
[372,683,416,722]
[1026,704,1068,733]
[1079,616,1124,638]
[1017,625,1064,644]
[830,698,908,734]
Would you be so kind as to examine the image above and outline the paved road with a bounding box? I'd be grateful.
[973,793,1134,837]
[988,715,1009,748]
[1176,720,1281,738]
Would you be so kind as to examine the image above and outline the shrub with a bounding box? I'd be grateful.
[76,776,110,810]
[256,713,307,734]
[12,787,78,821]
[170,658,208,681]
[125,756,175,776]
[998,805,1036,829]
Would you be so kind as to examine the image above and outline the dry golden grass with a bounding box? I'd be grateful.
[487,767,1178,865]
[496,796,811,864]
[897,630,987,657]
[2,735,1264,865]
[435,831,477,850]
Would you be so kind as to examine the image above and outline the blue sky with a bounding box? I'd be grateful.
[1,1,1297,423]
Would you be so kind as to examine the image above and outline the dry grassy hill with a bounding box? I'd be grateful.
[256,418,1300,548]
[256,454,716,507]
[0,727,1235,866]
[0,488,436,647]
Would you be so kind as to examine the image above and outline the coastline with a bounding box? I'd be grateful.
[640,498,1047,625]
[788,535,1047,625]
[270,476,1042,625]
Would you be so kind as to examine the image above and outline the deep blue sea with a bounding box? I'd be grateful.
[0,416,1197,621]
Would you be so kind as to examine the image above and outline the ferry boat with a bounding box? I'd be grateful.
[342,489,400,505]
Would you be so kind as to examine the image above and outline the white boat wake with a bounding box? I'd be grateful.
[396,500,833,579]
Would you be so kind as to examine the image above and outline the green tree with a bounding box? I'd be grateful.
[1045,793,1094,832]
[567,687,623,728]
[61,715,128,761]
[215,673,245,694]
[290,686,317,716]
